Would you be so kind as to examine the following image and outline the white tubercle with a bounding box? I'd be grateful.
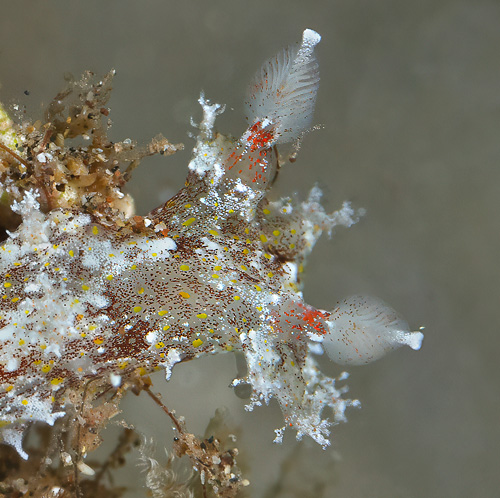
[323,296,424,366]
[244,28,321,144]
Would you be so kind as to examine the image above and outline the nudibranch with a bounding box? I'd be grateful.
[0,29,423,458]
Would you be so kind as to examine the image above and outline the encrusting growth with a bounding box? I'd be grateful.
[0,28,423,492]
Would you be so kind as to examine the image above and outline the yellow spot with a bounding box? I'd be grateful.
[291,229,297,235]
[21,399,29,406]
[163,325,170,331]
[82,284,90,291]
[11,298,19,303]
[5,385,13,392]
[41,365,51,373]
[14,262,21,266]
[240,265,248,271]
[118,361,128,370]
[180,264,190,271]
[233,296,240,301]
[53,244,59,249]
[212,274,219,279]
[54,267,60,272]
[226,345,234,352]
[291,361,295,367]
[182,217,196,226]
[289,243,296,249]
[179,291,190,299]
[197,313,208,319]
[81,333,87,338]
[3,282,11,288]
[273,230,281,236]
[158,310,168,316]
[254,285,262,291]
[260,234,268,243]
[88,325,97,331]
[244,228,250,234]
[152,253,158,257]
[263,208,271,215]
[133,306,142,313]
[192,338,203,348]
[264,253,272,259]
[69,250,74,257]
[214,265,222,271]
[50,378,63,386]
[18,339,25,345]
[256,306,263,311]
[229,209,234,213]
[299,264,304,273]
[106,274,114,281]
[92,226,99,235]
[208,229,218,236]
[109,253,115,257]
[93,337,104,345]
[130,264,137,270]
[138,287,145,294]
[267,272,273,278]
[184,203,192,209]
[44,262,50,267]
[243,248,249,254]
[155,342,165,349]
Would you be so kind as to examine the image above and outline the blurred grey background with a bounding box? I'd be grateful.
[1,1,499,497]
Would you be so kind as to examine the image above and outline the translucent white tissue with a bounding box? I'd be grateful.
[324,296,423,365]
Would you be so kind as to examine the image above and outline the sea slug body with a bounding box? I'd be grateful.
[0,29,423,458]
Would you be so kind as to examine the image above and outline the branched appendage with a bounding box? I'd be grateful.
[0,28,423,496]
[141,384,247,498]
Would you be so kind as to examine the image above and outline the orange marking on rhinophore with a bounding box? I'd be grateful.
[247,121,275,151]
[297,303,329,334]
[228,151,244,170]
